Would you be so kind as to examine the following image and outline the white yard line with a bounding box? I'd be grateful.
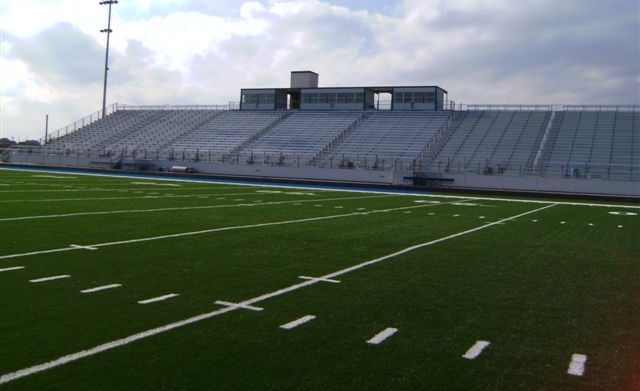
[29,275,70,283]
[567,353,587,376]
[279,315,316,330]
[214,300,263,311]
[130,182,180,187]
[0,204,554,385]
[0,201,451,261]
[299,276,340,284]
[462,340,491,359]
[367,328,398,345]
[2,167,638,208]
[0,195,390,221]
[80,284,121,294]
[0,266,25,272]
[138,294,179,304]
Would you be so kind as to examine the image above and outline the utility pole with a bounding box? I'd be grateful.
[100,0,118,119]
[45,114,49,144]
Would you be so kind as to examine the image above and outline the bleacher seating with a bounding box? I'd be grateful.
[236,111,363,164]
[318,111,451,168]
[164,111,284,155]
[45,106,638,182]
[428,111,549,175]
[542,111,640,180]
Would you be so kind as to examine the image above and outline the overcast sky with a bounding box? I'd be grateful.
[1,0,639,141]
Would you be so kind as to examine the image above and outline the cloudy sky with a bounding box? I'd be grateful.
[1,0,639,141]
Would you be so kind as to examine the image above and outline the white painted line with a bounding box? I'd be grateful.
[357,208,366,210]
[280,315,316,330]
[462,340,491,359]
[214,300,263,311]
[0,266,25,273]
[0,195,389,222]
[367,327,398,345]
[415,200,440,204]
[80,284,121,294]
[3,167,639,209]
[561,221,566,224]
[618,225,623,228]
[428,212,435,215]
[69,244,98,251]
[404,211,412,214]
[138,293,179,304]
[334,206,343,209]
[532,219,538,222]
[314,204,322,207]
[453,214,460,217]
[478,216,486,219]
[299,276,341,284]
[32,175,76,179]
[256,190,282,194]
[608,211,637,216]
[130,182,180,187]
[30,275,70,283]
[588,223,594,226]
[452,202,478,206]
[0,200,439,260]
[0,204,554,385]
[567,353,587,376]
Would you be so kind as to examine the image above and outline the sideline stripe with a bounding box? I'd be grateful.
[29,275,70,283]
[80,284,121,294]
[138,294,179,304]
[0,204,554,385]
[0,266,25,273]
[462,340,491,359]
[2,167,638,208]
[279,315,316,330]
[567,353,587,376]
[0,201,452,261]
[70,244,98,251]
[367,328,398,345]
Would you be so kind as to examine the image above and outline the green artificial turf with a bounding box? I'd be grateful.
[0,168,638,390]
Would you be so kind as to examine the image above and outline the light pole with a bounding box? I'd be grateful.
[100,0,118,119]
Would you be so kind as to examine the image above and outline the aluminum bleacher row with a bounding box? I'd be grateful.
[45,108,639,181]
[427,111,550,175]
[541,111,639,181]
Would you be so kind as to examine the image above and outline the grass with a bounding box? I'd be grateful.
[0,167,638,390]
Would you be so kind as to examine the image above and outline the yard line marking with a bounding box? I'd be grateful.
[561,221,566,224]
[462,340,491,359]
[367,328,398,345]
[69,244,98,251]
[0,192,268,203]
[29,275,70,283]
[31,175,76,179]
[214,300,263,311]
[0,204,553,384]
[0,266,25,273]
[3,167,640,209]
[617,225,623,228]
[299,276,341,284]
[0,201,453,260]
[80,284,121,293]
[138,293,179,304]
[280,315,316,330]
[0,195,390,222]
[567,353,587,376]
[129,182,180,187]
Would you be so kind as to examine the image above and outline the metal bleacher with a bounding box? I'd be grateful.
[542,110,640,181]
[428,111,550,175]
[235,111,363,165]
[163,111,285,157]
[317,111,451,168]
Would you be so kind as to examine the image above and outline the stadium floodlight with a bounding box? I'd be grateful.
[99,0,118,119]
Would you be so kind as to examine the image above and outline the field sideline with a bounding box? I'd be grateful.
[0,167,638,390]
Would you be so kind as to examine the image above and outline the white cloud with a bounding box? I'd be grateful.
[1,0,638,140]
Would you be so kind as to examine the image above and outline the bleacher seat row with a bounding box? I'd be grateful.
[46,108,639,181]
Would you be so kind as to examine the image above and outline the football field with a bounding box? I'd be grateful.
[0,167,638,390]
